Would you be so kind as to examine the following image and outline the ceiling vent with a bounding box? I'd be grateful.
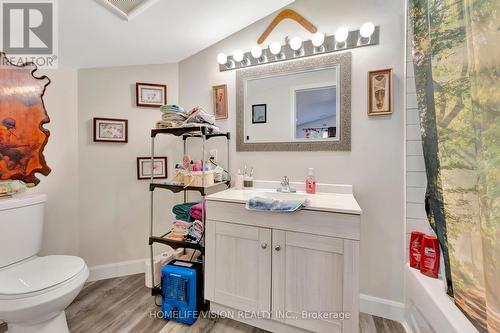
[96,0,159,20]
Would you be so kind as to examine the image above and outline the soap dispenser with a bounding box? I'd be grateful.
[305,168,316,194]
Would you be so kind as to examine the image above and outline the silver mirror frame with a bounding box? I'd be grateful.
[236,52,351,152]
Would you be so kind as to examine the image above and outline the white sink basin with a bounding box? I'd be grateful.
[254,191,310,202]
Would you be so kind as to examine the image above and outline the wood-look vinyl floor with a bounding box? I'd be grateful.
[0,274,405,333]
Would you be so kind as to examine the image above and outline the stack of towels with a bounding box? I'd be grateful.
[166,201,205,244]
[156,104,187,129]
[155,105,220,133]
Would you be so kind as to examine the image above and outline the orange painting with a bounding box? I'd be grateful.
[0,53,51,185]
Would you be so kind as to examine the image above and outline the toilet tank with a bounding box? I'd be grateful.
[0,194,47,268]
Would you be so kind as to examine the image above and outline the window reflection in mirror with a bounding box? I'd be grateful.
[295,85,337,140]
[244,66,339,143]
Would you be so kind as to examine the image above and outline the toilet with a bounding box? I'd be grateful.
[0,194,89,333]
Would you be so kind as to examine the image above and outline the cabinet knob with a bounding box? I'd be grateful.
[274,245,281,251]
[261,243,268,249]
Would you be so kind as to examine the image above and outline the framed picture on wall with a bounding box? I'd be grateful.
[136,83,167,107]
[252,104,267,124]
[136,156,168,180]
[212,84,228,119]
[368,68,392,116]
[93,118,128,143]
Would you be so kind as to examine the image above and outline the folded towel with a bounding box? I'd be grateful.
[246,196,309,213]
[162,113,185,121]
[160,104,186,114]
[171,219,192,235]
[189,201,205,221]
[172,201,200,222]
[185,220,204,243]
[162,112,187,121]
[178,123,221,134]
[156,120,185,129]
[165,232,185,242]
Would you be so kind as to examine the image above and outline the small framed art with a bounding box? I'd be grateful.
[252,104,267,124]
[93,118,128,143]
[136,156,168,180]
[212,84,228,119]
[136,83,167,107]
[368,68,392,116]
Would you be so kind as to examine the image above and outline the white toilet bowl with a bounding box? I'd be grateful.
[0,255,89,333]
[0,194,89,333]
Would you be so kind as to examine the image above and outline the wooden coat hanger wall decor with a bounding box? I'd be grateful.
[0,53,51,185]
[257,9,317,45]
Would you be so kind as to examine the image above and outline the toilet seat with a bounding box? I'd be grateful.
[0,256,86,300]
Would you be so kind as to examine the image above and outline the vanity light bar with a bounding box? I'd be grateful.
[218,26,379,72]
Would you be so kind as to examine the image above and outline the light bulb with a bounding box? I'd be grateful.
[217,53,227,65]
[290,36,302,51]
[335,27,349,43]
[269,42,282,55]
[360,22,375,38]
[233,50,244,62]
[312,32,325,47]
[251,46,262,59]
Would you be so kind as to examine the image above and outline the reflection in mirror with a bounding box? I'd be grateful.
[295,85,337,140]
[236,52,351,152]
[244,67,339,143]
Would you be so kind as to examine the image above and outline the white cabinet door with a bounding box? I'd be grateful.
[205,220,272,312]
[272,231,358,333]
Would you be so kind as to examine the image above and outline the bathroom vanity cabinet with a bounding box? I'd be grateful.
[205,187,361,333]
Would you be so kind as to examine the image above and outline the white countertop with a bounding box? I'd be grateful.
[206,187,362,215]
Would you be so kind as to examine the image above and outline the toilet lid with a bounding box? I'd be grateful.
[0,255,86,296]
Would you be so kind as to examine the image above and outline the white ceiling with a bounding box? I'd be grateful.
[58,0,294,68]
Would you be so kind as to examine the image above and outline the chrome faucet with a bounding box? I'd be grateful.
[277,176,296,193]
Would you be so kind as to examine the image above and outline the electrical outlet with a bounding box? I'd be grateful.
[209,149,218,162]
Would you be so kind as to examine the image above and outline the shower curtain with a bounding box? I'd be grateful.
[410,0,499,332]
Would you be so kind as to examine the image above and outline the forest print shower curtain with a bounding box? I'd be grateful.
[410,0,499,331]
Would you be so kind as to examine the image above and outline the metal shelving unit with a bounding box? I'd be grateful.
[148,126,230,296]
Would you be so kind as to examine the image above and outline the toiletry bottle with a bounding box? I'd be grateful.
[420,235,440,278]
[409,232,424,269]
[235,169,244,190]
[305,168,316,194]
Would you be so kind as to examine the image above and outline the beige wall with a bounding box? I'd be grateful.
[179,0,406,306]
[31,67,80,257]
[78,63,180,268]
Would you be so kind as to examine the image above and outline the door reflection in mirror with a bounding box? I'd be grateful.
[294,85,337,140]
[244,66,339,143]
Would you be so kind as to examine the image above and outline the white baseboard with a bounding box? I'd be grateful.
[88,258,146,282]
[360,294,405,322]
